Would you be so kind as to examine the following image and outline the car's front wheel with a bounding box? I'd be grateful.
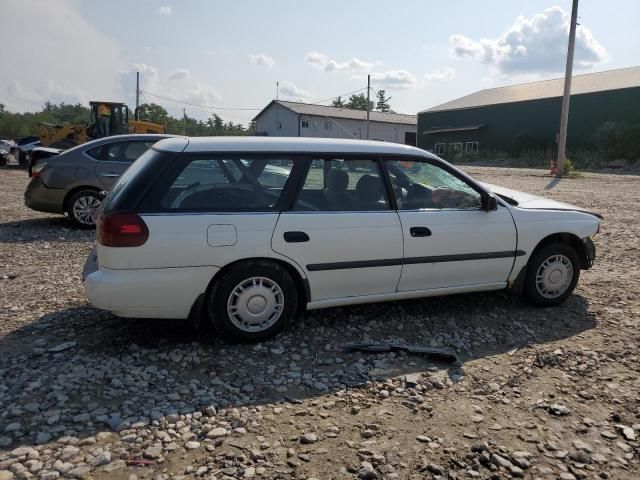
[207,261,298,342]
[524,242,580,306]
[67,190,101,228]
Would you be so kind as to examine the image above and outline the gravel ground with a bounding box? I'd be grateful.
[0,166,638,480]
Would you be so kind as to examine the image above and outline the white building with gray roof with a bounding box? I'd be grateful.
[253,100,417,145]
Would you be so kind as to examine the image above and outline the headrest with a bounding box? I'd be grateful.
[326,168,349,192]
[355,175,383,203]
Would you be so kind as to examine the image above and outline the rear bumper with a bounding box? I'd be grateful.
[24,177,65,214]
[83,263,219,319]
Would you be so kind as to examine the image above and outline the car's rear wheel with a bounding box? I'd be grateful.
[524,242,580,306]
[207,261,298,342]
[67,190,101,228]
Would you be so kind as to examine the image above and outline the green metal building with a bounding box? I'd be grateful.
[417,67,640,159]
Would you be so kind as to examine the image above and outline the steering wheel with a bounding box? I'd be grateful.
[171,183,269,209]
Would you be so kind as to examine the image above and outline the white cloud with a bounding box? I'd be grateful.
[122,64,221,117]
[370,70,417,90]
[424,67,456,82]
[249,53,275,68]
[305,51,374,72]
[0,0,123,112]
[449,6,607,74]
[278,81,311,101]
[168,69,191,80]
[158,5,172,16]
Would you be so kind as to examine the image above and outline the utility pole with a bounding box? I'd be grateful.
[366,74,370,140]
[183,108,186,135]
[135,71,140,121]
[276,81,279,100]
[556,0,579,176]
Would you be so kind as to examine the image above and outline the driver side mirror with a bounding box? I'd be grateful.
[482,194,498,212]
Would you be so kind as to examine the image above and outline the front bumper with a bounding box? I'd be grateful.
[583,237,596,269]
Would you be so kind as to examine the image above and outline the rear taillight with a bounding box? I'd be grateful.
[30,161,47,178]
[97,213,149,247]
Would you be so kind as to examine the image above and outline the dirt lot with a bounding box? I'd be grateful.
[0,166,638,480]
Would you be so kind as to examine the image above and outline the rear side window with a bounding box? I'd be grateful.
[294,158,390,211]
[158,157,295,211]
[87,140,155,162]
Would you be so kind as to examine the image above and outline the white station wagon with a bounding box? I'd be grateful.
[83,137,600,341]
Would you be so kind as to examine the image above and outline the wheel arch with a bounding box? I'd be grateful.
[63,185,102,211]
[510,231,591,296]
[205,256,309,309]
[530,232,591,270]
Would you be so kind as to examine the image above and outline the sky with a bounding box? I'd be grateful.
[1,0,639,125]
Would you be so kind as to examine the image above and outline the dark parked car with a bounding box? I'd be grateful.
[25,134,173,227]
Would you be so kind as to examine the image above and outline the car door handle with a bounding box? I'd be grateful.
[410,226,432,237]
[100,172,120,178]
[284,231,309,243]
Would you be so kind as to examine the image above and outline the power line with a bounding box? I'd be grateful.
[140,90,262,111]
[138,92,253,122]
[310,87,368,105]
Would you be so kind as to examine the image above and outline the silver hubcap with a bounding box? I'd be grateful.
[73,195,101,225]
[536,254,573,299]
[227,277,284,332]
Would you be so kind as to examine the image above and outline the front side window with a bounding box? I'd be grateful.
[160,157,294,211]
[387,160,482,210]
[294,158,389,211]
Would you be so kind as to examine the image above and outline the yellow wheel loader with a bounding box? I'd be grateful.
[38,101,166,149]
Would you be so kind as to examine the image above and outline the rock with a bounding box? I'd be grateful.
[601,430,617,439]
[300,433,318,444]
[36,432,52,444]
[243,466,256,478]
[559,473,576,480]
[143,446,163,459]
[0,471,14,480]
[358,461,377,479]
[509,466,524,478]
[67,466,91,479]
[471,414,484,423]
[91,451,111,467]
[185,441,200,450]
[47,341,77,352]
[40,472,59,480]
[60,446,80,461]
[102,460,126,472]
[573,439,592,451]
[549,404,571,416]
[618,426,636,441]
[206,427,229,439]
[52,461,73,474]
[4,423,21,433]
[416,436,430,443]
[491,453,513,469]
[569,449,590,463]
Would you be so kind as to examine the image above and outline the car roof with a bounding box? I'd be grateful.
[154,136,433,157]
[58,134,176,156]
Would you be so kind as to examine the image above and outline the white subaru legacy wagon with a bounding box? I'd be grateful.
[83,137,600,341]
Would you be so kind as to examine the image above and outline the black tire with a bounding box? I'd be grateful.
[207,260,298,342]
[66,189,102,229]
[523,242,580,307]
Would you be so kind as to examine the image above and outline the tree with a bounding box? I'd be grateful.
[376,90,391,112]
[331,97,345,108]
[137,103,168,125]
[345,93,374,111]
